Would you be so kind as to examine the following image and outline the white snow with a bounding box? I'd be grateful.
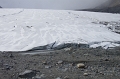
[0,9,120,51]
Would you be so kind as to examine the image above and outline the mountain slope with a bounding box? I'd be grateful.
[0,9,120,51]
[107,0,120,7]
[95,0,120,8]
[80,0,120,13]
[81,5,120,13]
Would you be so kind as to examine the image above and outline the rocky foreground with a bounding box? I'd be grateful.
[0,47,120,79]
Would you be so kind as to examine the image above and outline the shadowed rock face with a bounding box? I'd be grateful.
[108,0,120,7]
[81,5,120,13]
[0,6,2,8]
[96,0,120,9]
[79,0,120,13]
[95,0,120,13]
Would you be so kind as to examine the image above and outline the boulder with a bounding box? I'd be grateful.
[18,70,38,78]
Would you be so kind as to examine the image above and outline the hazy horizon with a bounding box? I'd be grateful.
[0,0,109,10]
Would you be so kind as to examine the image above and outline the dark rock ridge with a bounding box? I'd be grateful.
[80,5,120,13]
[76,0,120,13]
[0,6,2,8]
[95,0,120,9]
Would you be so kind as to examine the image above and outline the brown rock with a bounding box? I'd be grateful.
[83,73,89,76]
[77,63,85,68]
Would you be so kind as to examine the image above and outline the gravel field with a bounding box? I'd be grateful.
[0,47,120,79]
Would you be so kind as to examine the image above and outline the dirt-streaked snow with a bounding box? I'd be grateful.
[0,9,120,51]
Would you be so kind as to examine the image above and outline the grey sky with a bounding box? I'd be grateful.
[0,0,109,10]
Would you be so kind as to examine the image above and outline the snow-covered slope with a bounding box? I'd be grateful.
[0,9,120,51]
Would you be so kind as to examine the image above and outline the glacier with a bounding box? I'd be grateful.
[0,9,120,51]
